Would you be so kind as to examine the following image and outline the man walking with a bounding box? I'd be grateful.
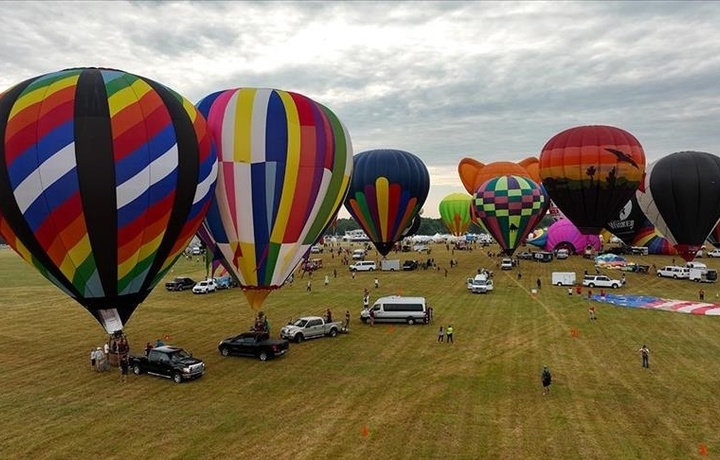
[541,366,552,395]
[639,344,650,368]
[446,325,454,344]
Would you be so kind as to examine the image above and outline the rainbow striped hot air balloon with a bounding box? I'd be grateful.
[439,193,472,236]
[196,88,352,310]
[344,149,430,256]
[473,175,545,256]
[0,68,217,332]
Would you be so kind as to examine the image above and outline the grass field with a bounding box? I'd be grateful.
[1,244,719,459]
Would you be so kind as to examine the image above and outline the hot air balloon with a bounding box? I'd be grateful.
[545,219,601,254]
[0,68,217,332]
[196,88,352,310]
[439,193,472,236]
[539,125,645,234]
[344,149,430,256]
[636,151,720,262]
[458,157,540,195]
[707,223,720,249]
[604,196,648,246]
[473,175,545,256]
[631,219,677,255]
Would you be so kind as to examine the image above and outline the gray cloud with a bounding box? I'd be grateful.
[2,0,720,217]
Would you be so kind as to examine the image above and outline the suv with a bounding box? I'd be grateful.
[708,249,720,258]
[165,277,196,291]
[192,279,218,294]
[349,261,377,272]
[556,249,570,259]
[582,275,621,288]
[500,258,513,270]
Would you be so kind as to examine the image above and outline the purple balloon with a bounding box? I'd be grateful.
[545,219,601,254]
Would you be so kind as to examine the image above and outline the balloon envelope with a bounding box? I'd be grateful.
[473,175,545,256]
[196,88,352,309]
[539,125,645,234]
[545,219,601,254]
[439,193,472,236]
[344,149,430,256]
[0,68,217,332]
[636,151,720,261]
[604,196,647,246]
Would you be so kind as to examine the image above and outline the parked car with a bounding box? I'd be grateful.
[191,247,203,255]
[413,245,430,253]
[517,251,534,260]
[555,249,570,259]
[582,275,621,289]
[402,260,419,271]
[192,279,218,294]
[310,245,323,254]
[217,331,289,361]
[129,346,205,383]
[214,276,234,289]
[352,249,367,260]
[500,258,513,270]
[280,316,344,343]
[165,277,196,291]
[657,265,690,279]
[708,249,720,258]
[349,261,377,272]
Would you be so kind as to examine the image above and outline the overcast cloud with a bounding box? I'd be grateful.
[3,1,720,217]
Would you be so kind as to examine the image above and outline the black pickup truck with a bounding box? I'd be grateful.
[217,331,289,361]
[129,346,205,383]
[165,277,196,291]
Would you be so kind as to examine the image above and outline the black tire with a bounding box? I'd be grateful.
[259,352,268,362]
[657,273,662,277]
[612,284,619,289]
[588,283,595,288]
[329,328,338,338]
[295,334,304,343]
[369,268,374,271]
[556,282,562,286]
[407,317,415,325]
[220,347,230,357]
[362,317,369,324]
[133,365,141,375]
[673,275,678,279]
[173,373,183,384]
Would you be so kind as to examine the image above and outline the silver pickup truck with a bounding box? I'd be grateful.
[280,316,344,343]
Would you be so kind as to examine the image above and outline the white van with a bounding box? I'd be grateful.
[352,249,366,260]
[552,272,576,286]
[657,266,690,279]
[360,296,428,325]
[349,261,376,272]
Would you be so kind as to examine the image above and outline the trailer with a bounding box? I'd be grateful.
[552,272,576,286]
[381,259,401,271]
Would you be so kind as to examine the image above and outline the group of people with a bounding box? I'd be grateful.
[89,334,131,382]
[436,325,454,343]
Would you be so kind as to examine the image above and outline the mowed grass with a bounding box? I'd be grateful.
[1,245,720,459]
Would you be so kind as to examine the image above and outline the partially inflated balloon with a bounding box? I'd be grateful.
[636,151,720,262]
[439,193,472,236]
[344,149,430,256]
[196,88,352,309]
[473,175,545,256]
[0,68,217,332]
[539,125,645,234]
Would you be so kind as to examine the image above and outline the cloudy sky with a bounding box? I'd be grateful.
[3,1,720,218]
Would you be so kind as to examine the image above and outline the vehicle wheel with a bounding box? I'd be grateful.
[556,282,562,287]
[657,273,662,277]
[369,268,374,271]
[673,275,678,279]
[329,328,338,338]
[362,317,369,324]
[259,352,268,361]
[589,283,595,288]
[612,284,619,289]
[407,317,415,325]
[173,373,183,384]
[133,365,141,375]
[220,347,230,357]
[295,334,304,343]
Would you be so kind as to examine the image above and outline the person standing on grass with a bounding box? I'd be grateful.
[324,275,329,286]
[374,277,379,289]
[120,354,129,383]
[345,310,351,329]
[446,325,454,344]
[588,305,597,320]
[542,366,552,395]
[536,278,541,290]
[90,348,97,371]
[437,326,444,343]
[639,344,650,368]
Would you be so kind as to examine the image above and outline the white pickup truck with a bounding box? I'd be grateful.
[279,316,344,343]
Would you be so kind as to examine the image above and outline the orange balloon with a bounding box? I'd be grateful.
[458,157,540,194]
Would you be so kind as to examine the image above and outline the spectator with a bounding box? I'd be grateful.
[437,326,444,343]
[446,325,454,344]
[374,278,379,289]
[541,366,552,395]
[536,278,542,289]
[120,354,129,382]
[145,342,153,356]
[588,305,597,320]
[639,344,650,368]
[345,310,350,329]
[90,348,97,371]
[326,308,333,323]
[307,281,312,292]
[324,275,329,286]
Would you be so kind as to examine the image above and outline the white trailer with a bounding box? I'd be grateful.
[552,272,576,286]
[689,268,717,283]
[381,259,401,271]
